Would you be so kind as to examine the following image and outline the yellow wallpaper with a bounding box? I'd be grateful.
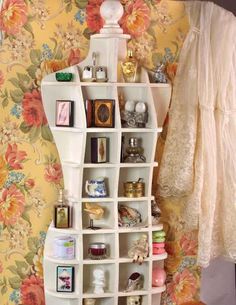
[0,1,200,305]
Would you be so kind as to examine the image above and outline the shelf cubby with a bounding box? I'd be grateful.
[119,262,149,292]
[83,264,116,294]
[82,201,116,230]
[62,165,82,200]
[82,167,118,199]
[84,132,120,164]
[83,233,116,260]
[118,295,148,305]
[119,232,149,260]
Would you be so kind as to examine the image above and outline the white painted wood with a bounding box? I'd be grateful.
[42,30,170,305]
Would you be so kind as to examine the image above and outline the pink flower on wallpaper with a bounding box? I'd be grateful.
[0,70,4,87]
[0,0,27,35]
[86,0,104,33]
[119,0,151,38]
[44,163,63,184]
[25,178,35,190]
[180,231,198,256]
[167,269,198,305]
[20,275,45,305]
[5,143,27,170]
[0,185,25,226]
[22,89,47,127]
[68,48,81,66]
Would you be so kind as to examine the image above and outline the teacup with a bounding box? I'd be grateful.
[85,177,107,198]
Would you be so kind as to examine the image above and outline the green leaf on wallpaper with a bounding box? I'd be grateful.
[22,211,31,226]
[1,286,7,295]
[15,261,29,279]
[2,97,9,108]
[20,122,32,134]
[75,0,88,9]
[83,28,94,40]
[8,277,21,289]
[7,266,18,275]
[23,23,34,38]
[54,48,63,60]
[10,89,24,103]
[66,3,73,13]
[152,52,163,66]
[147,26,157,42]
[25,252,34,265]
[27,65,37,79]
[28,237,39,253]
[30,49,42,65]
[17,73,31,83]
[29,126,40,143]
[9,77,20,87]
[41,126,53,142]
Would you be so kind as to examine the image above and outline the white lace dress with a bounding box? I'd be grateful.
[158,1,236,267]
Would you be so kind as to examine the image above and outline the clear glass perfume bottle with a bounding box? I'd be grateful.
[123,137,146,163]
[121,49,138,83]
[54,189,72,228]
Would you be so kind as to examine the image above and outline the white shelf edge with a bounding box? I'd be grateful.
[82,228,116,234]
[50,126,83,133]
[45,289,79,299]
[83,259,116,265]
[121,128,161,133]
[118,290,148,297]
[86,128,118,133]
[118,196,154,202]
[48,225,79,235]
[83,163,117,168]
[42,81,80,86]
[151,285,166,294]
[116,83,148,87]
[61,161,81,168]
[119,257,150,263]
[81,197,114,202]
[151,224,164,230]
[118,226,149,233]
[80,82,113,87]
[44,256,80,265]
[83,292,114,298]
[149,83,171,88]
[151,252,168,261]
[119,162,158,168]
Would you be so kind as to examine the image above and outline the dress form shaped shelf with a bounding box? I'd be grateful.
[42,1,171,305]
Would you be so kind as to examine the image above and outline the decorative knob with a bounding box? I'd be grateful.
[100,0,124,34]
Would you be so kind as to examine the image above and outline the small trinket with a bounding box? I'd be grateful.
[96,66,107,82]
[124,178,145,198]
[123,137,146,163]
[53,236,75,259]
[91,137,109,163]
[152,266,166,287]
[54,189,72,228]
[125,272,143,292]
[127,295,142,305]
[55,72,73,82]
[121,100,148,128]
[118,205,142,227]
[82,66,94,82]
[93,269,105,294]
[152,62,167,83]
[128,234,149,264]
[84,202,104,230]
[88,242,107,260]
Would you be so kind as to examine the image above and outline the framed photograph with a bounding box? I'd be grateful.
[54,206,71,228]
[56,100,74,127]
[94,99,115,128]
[56,266,74,292]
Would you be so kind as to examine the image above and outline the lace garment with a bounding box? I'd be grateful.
[158,1,236,267]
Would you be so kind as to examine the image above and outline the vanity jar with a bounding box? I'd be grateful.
[88,242,107,260]
[53,236,75,259]
[124,181,145,197]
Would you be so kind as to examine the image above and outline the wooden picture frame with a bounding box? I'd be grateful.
[56,100,74,127]
[54,206,70,228]
[94,99,115,128]
[56,266,74,292]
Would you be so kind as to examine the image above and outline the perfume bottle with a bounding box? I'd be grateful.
[123,137,146,163]
[121,49,138,83]
[54,189,72,228]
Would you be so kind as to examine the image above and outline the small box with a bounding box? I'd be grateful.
[91,137,109,163]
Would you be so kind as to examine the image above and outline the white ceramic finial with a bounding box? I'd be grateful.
[100,0,124,34]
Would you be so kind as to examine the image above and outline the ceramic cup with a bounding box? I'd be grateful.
[85,177,107,198]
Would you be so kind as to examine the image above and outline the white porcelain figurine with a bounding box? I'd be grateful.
[93,268,105,294]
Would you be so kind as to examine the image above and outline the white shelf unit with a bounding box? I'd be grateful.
[42,33,171,305]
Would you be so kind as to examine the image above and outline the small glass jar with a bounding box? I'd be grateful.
[123,137,146,163]
[88,242,107,260]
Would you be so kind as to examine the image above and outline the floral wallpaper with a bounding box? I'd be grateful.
[0,1,201,305]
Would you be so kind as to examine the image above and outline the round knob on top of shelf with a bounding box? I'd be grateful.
[100,0,124,34]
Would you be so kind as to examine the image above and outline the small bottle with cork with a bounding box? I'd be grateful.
[54,188,72,228]
[121,49,138,83]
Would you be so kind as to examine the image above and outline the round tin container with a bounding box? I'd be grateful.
[88,242,107,260]
[53,236,75,259]
[124,181,145,197]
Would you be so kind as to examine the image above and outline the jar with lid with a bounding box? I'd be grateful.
[88,242,107,260]
[123,137,146,163]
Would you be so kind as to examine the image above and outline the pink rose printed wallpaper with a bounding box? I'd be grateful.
[0,1,200,305]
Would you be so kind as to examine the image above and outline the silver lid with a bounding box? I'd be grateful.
[129,137,139,147]
[89,242,106,249]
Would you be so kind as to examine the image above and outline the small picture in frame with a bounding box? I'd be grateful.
[56,266,74,292]
[94,99,115,128]
[56,100,74,127]
[54,206,71,228]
